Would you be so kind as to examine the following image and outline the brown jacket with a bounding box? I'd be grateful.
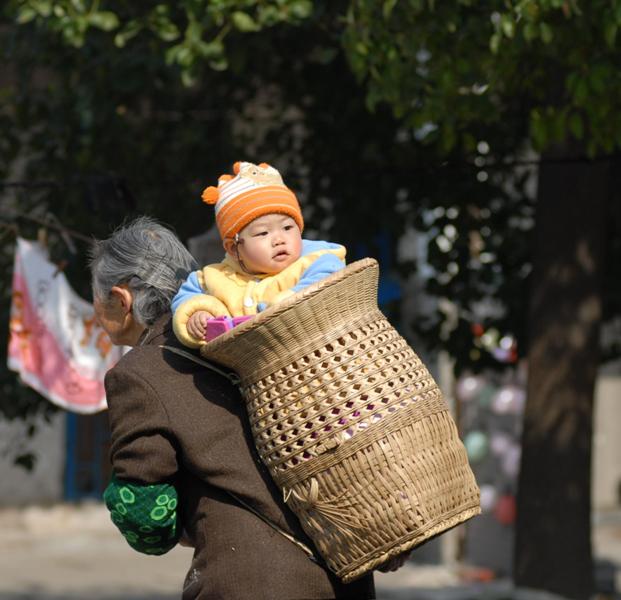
[105,315,375,600]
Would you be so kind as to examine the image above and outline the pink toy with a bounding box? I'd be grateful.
[205,316,253,341]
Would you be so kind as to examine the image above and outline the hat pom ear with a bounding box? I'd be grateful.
[233,161,241,174]
[201,186,219,205]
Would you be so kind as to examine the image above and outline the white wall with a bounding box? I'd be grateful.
[0,411,65,506]
[593,375,621,511]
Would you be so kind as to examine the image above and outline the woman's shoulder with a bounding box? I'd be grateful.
[108,340,230,388]
[106,344,168,383]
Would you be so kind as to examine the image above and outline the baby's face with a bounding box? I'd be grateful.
[233,213,302,275]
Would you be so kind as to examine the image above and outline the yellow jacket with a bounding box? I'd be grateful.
[172,239,346,348]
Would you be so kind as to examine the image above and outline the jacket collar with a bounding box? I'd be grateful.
[139,314,174,347]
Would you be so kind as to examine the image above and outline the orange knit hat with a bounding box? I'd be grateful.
[201,161,304,240]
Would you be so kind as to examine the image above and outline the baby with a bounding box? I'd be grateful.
[172,161,346,347]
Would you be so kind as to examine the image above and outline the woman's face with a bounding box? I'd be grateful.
[93,285,145,346]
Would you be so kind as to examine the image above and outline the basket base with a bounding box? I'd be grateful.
[339,504,481,583]
[276,407,481,582]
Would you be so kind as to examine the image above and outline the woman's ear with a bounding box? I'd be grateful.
[110,285,133,315]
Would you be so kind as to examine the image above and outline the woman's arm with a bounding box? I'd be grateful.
[103,475,180,555]
[104,362,182,554]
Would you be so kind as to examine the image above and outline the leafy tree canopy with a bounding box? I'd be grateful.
[10,0,621,156]
[343,0,621,155]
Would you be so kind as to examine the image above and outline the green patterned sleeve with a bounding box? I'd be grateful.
[103,474,180,555]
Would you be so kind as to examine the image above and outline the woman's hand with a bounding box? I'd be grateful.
[377,550,412,573]
[178,528,195,548]
[187,311,214,340]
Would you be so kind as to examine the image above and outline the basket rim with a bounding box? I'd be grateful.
[201,257,378,354]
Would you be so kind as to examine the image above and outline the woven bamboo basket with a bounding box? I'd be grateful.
[200,258,480,582]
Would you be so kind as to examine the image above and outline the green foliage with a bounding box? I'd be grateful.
[14,0,119,46]
[11,0,314,83]
[11,1,621,155]
[341,0,621,156]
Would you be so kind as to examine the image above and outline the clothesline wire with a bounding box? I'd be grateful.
[1,212,92,243]
[1,151,617,247]
[0,152,617,193]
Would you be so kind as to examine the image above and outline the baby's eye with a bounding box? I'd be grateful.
[284,225,294,231]
[254,231,268,237]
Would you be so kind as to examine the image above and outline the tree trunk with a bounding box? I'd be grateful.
[514,149,609,599]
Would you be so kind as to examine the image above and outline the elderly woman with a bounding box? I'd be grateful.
[90,217,376,600]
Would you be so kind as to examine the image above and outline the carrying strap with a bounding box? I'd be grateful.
[159,345,241,386]
[226,491,322,565]
[158,344,322,565]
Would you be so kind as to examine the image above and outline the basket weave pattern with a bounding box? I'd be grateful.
[247,317,443,471]
[201,259,480,582]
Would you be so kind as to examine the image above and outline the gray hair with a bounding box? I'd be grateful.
[90,216,198,326]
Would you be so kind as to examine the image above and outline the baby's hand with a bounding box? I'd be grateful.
[187,311,214,340]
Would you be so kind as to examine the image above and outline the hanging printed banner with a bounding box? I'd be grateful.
[8,238,122,413]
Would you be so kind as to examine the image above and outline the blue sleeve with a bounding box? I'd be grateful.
[291,254,345,294]
[171,271,203,313]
